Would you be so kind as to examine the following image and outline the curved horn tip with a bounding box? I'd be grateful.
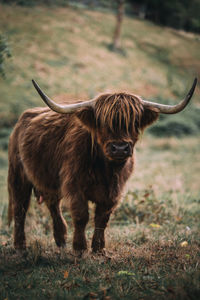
[31,78,96,113]
[32,79,36,85]
[188,77,198,97]
[32,79,40,91]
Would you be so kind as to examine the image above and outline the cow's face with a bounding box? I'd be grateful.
[95,125,135,162]
[76,93,158,163]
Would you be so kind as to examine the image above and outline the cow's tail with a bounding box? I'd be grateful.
[7,163,14,226]
[8,192,13,226]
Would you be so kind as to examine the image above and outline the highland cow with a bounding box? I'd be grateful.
[8,78,197,254]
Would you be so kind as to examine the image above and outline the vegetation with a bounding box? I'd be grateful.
[129,0,200,33]
[148,104,200,137]
[1,0,200,33]
[0,3,199,150]
[0,137,200,299]
[0,34,11,78]
[0,4,199,300]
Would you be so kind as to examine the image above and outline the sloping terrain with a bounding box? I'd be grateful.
[0,5,200,300]
[0,5,200,120]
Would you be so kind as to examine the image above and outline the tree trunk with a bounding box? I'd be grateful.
[113,0,125,50]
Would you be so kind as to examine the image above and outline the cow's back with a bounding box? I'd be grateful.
[8,107,74,194]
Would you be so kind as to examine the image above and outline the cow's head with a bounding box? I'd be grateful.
[74,93,159,162]
[32,78,197,162]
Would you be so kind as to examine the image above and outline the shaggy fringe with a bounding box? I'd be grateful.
[94,93,144,135]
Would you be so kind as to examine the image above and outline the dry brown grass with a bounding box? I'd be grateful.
[0,5,200,299]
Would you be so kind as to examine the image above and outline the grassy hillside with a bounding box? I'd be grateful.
[0,4,200,148]
[0,5,200,121]
[0,5,200,300]
[1,7,199,185]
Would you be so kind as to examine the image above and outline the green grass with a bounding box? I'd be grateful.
[0,4,200,300]
[0,137,200,300]
[0,243,199,300]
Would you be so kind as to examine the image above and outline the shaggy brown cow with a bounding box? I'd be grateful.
[8,78,197,254]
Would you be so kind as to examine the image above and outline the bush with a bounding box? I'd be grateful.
[113,187,173,225]
[147,104,200,137]
[129,0,200,33]
[0,150,7,167]
[0,0,70,6]
[0,34,11,78]
[0,128,12,150]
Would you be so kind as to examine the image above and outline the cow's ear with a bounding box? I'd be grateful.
[140,108,159,130]
[76,106,96,131]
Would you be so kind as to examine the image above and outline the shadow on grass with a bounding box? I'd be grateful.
[0,240,199,300]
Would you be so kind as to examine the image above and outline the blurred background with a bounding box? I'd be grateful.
[0,2,200,298]
[1,0,200,222]
[0,0,200,209]
[0,0,200,144]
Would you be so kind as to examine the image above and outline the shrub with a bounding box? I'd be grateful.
[0,0,69,6]
[0,128,12,150]
[113,187,172,225]
[0,34,11,78]
[147,104,200,137]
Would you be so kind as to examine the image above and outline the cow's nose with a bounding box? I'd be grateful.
[110,142,131,156]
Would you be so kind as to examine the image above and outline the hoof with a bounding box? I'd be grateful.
[73,249,88,258]
[59,246,67,259]
[56,240,66,248]
[92,248,113,259]
[15,248,27,257]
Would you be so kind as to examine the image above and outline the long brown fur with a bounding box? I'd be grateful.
[8,93,158,252]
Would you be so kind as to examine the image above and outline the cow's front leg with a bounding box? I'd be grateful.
[46,197,67,247]
[92,203,114,253]
[71,198,89,254]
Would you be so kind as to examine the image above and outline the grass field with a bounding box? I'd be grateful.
[0,137,200,300]
[0,4,200,300]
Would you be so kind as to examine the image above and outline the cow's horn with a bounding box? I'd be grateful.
[32,80,96,113]
[141,78,197,114]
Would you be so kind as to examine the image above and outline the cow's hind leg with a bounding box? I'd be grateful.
[8,164,32,250]
[46,197,67,247]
